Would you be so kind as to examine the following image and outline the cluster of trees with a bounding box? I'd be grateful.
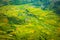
[1,0,60,11]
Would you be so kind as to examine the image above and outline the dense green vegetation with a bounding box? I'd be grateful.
[0,4,60,40]
[0,0,60,40]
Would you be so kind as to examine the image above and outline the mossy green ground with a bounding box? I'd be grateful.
[0,4,60,40]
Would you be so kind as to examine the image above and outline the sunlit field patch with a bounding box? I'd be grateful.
[0,3,60,40]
